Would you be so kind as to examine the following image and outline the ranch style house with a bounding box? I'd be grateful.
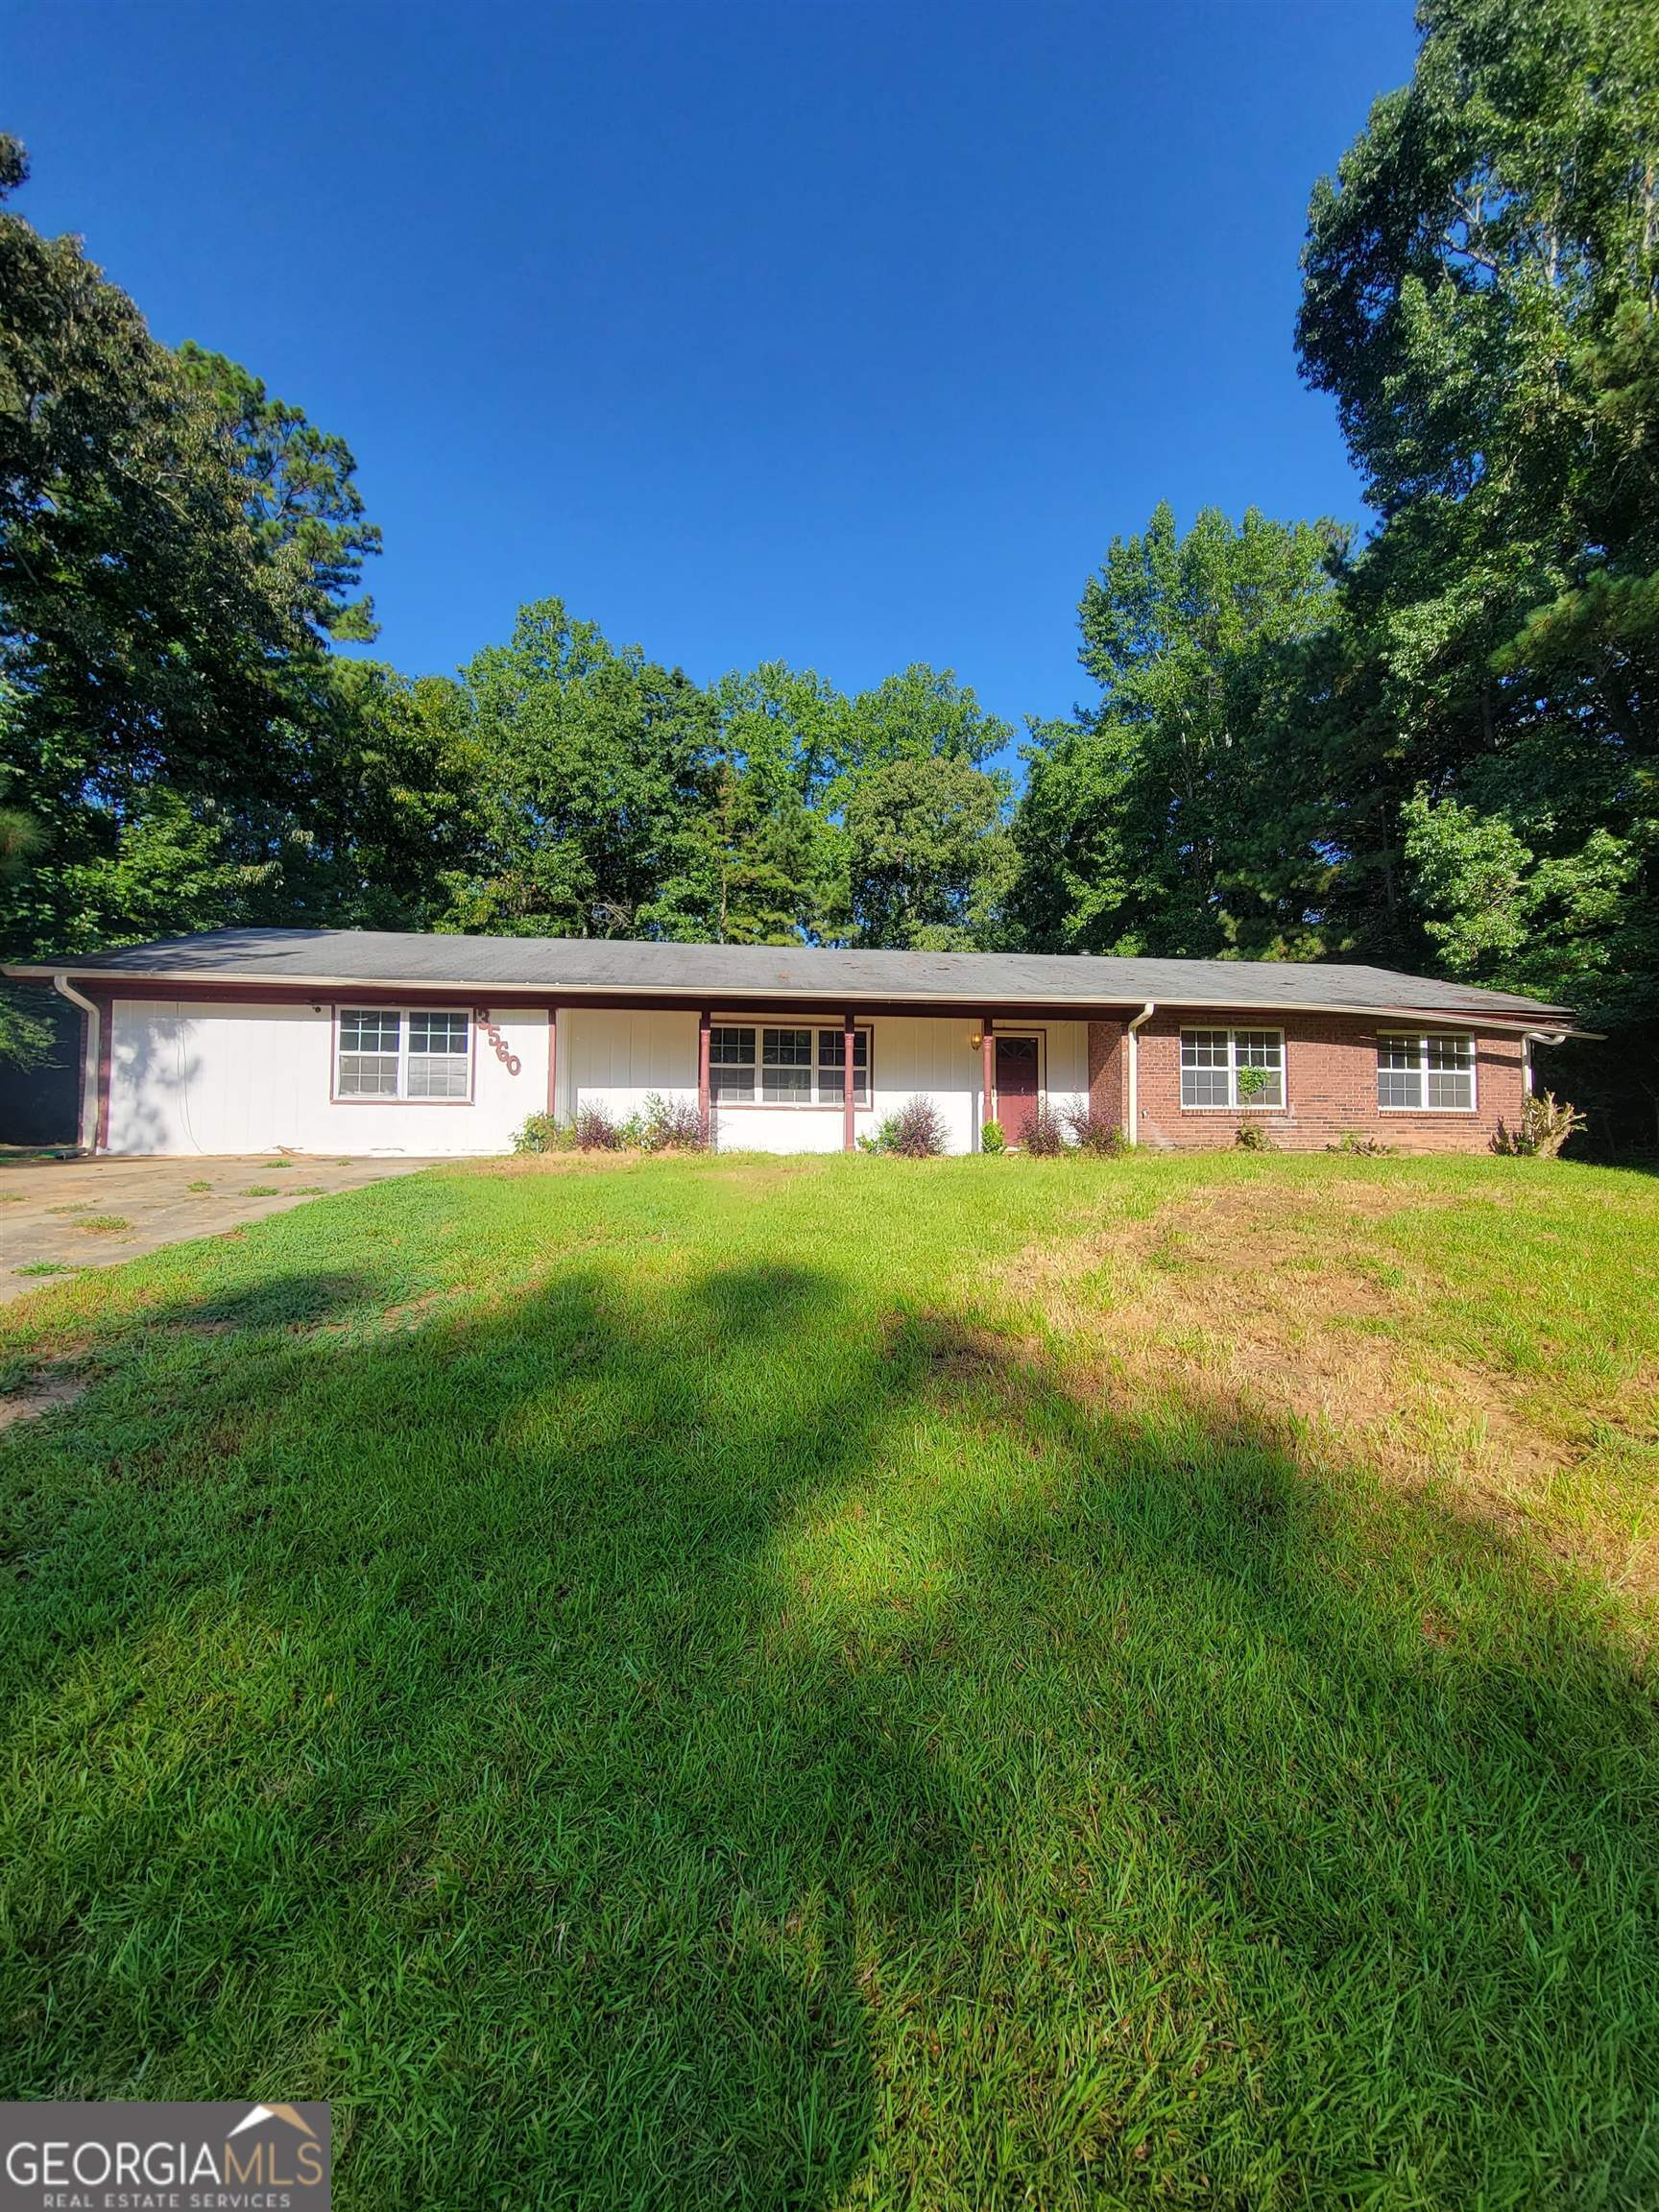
[5,928,1579,1158]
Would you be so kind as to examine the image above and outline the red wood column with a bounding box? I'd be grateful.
[546,1003,558,1117]
[698,1009,711,1137]
[980,1016,995,1144]
[843,1011,855,1152]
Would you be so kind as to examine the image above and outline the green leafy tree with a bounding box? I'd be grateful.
[178,343,381,645]
[291,662,486,929]
[0,134,388,1041]
[663,663,854,941]
[846,752,1014,949]
[1296,0,1659,1034]
[443,599,710,937]
[0,804,49,1067]
[1402,788,1648,1015]
[0,138,289,827]
[1013,504,1344,956]
[843,663,1011,771]
[645,757,829,945]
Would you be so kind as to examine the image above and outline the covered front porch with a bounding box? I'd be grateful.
[547,1001,1098,1153]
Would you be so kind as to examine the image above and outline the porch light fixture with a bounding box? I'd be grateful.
[969,1028,983,1048]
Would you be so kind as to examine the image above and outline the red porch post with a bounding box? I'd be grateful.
[980,1015,995,1146]
[546,1002,558,1118]
[843,1011,855,1152]
[698,1008,711,1138]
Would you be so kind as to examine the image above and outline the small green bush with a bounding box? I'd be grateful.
[980,1119,1006,1155]
[863,1096,948,1157]
[513,1111,570,1155]
[1233,1122,1270,1152]
[1326,1131,1395,1157]
[641,1094,709,1151]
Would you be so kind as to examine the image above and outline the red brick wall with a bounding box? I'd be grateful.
[1087,1018,1125,1129]
[1088,1011,1527,1154]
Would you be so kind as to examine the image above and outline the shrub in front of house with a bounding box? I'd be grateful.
[513,1111,570,1154]
[1326,1130,1395,1157]
[1234,1120,1271,1150]
[980,1119,1006,1154]
[1063,1105,1127,1156]
[863,1095,948,1157]
[1022,1103,1068,1157]
[573,1103,625,1151]
[1491,1091,1587,1159]
[641,1093,709,1151]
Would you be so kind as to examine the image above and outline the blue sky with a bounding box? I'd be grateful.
[5,1,1417,735]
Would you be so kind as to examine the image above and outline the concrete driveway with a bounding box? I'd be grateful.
[0,1153,443,1303]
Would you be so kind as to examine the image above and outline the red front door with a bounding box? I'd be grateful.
[995,1034,1040,1145]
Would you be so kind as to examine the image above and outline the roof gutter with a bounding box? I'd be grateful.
[52,974,100,1152]
[1124,1000,1155,1143]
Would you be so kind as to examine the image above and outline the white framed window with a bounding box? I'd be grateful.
[336,1008,472,1102]
[1377,1033,1475,1112]
[1180,1027,1285,1110]
[708,1023,870,1108]
[763,1025,814,1103]
[709,1024,757,1103]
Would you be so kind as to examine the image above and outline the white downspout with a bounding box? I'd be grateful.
[1125,1000,1155,1144]
[53,974,101,1152]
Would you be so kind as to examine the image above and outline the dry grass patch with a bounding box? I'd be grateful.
[1009,1177,1658,1595]
[0,1369,89,1431]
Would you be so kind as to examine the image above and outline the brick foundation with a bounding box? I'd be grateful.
[1087,1012,1526,1154]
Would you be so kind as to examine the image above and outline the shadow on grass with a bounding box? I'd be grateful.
[1,1259,1656,2207]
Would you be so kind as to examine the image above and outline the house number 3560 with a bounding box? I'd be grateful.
[481,1021,521,1076]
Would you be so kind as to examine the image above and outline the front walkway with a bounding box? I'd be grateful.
[0,1153,442,1303]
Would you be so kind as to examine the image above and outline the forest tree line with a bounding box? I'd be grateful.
[3,0,1656,1132]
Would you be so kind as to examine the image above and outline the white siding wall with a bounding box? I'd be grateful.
[97,1001,1094,1158]
[866,1015,981,1153]
[716,1104,861,1151]
[104,999,549,1157]
[1046,1021,1089,1124]
[559,1008,699,1123]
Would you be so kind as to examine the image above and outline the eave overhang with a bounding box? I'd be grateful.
[1,963,1578,1035]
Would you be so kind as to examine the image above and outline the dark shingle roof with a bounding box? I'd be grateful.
[7,927,1575,1026]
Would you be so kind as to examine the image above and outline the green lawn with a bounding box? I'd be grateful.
[2,1151,1657,2208]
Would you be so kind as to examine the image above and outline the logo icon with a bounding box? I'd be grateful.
[229,2103,320,2139]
